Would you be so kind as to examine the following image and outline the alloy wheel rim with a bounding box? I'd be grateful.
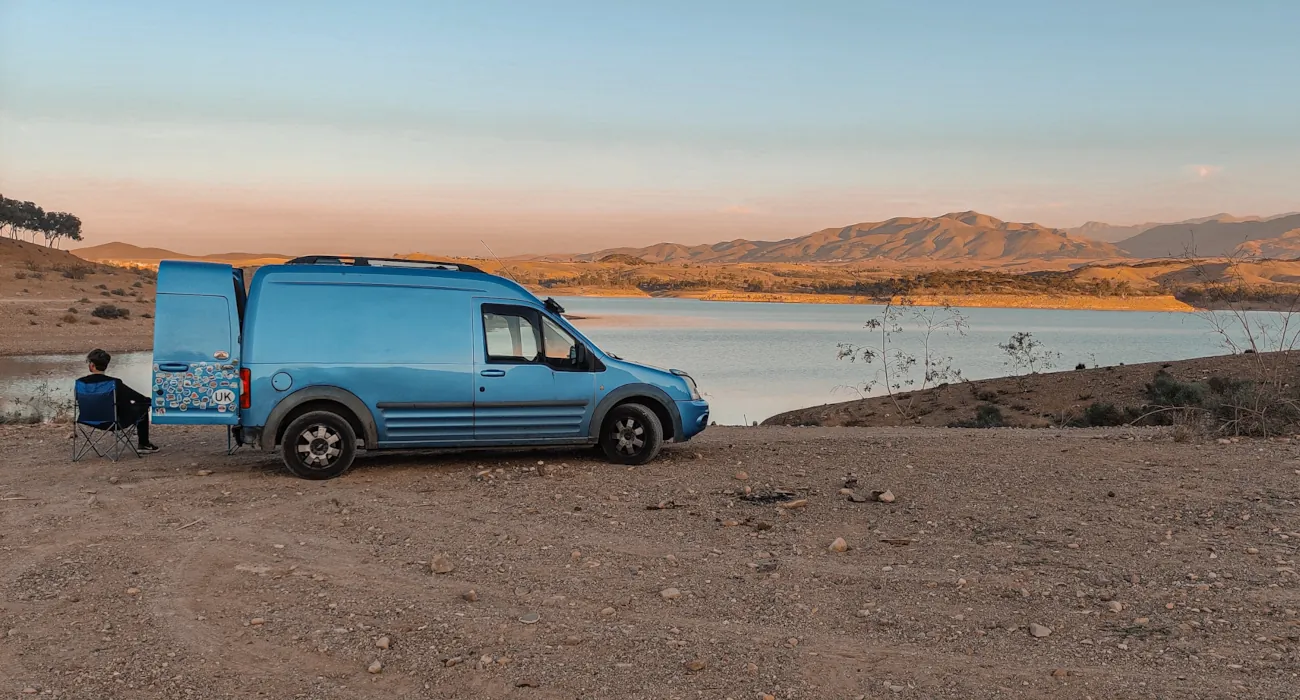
[612,417,645,455]
[296,424,342,468]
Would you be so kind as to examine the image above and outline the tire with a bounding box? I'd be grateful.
[281,411,357,480]
[600,403,663,465]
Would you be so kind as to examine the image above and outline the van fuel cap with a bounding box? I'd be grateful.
[271,372,293,392]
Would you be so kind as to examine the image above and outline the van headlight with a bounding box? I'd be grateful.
[671,369,700,400]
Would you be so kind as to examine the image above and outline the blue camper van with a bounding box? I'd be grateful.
[150,256,709,479]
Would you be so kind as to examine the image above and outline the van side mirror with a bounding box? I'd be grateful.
[572,343,589,368]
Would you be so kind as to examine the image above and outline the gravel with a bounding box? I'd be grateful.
[1,422,1297,699]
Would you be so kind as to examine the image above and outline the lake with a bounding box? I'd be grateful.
[0,297,1261,425]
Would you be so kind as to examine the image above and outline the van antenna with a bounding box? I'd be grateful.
[480,239,519,284]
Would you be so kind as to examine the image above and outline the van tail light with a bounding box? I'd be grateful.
[240,368,251,409]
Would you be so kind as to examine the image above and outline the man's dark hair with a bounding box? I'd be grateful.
[87,348,111,372]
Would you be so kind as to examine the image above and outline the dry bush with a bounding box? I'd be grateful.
[1178,249,1300,437]
[91,304,130,320]
[1168,408,1204,443]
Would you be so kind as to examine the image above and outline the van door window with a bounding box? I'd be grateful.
[542,316,579,367]
[483,308,541,363]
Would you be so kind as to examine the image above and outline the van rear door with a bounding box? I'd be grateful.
[151,260,244,425]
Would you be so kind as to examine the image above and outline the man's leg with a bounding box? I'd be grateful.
[122,403,154,449]
[136,412,151,447]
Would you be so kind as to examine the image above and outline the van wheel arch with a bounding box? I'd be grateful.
[262,387,378,450]
[589,385,679,443]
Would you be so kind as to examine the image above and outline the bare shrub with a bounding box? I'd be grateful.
[91,304,130,320]
[999,332,1060,375]
[2,380,74,423]
[838,298,968,421]
[1182,248,1300,437]
[58,265,90,280]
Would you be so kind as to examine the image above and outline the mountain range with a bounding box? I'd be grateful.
[1113,213,1300,258]
[575,211,1300,266]
[73,210,1300,270]
[577,212,1123,266]
[1063,213,1297,242]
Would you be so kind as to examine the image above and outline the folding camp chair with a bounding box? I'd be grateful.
[71,380,141,462]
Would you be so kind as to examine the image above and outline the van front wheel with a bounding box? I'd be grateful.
[600,403,663,465]
[281,411,357,480]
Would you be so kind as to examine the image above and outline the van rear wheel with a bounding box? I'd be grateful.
[282,411,357,480]
[600,403,663,465]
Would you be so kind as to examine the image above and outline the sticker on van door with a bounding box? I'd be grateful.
[152,362,240,414]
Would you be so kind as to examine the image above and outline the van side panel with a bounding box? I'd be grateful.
[243,278,476,443]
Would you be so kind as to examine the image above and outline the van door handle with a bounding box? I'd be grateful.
[158,363,190,372]
[479,369,506,378]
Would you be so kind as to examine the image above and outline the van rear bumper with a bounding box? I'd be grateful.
[676,400,710,441]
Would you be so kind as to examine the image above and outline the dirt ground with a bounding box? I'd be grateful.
[2,423,1297,699]
[764,354,1293,430]
[0,239,155,356]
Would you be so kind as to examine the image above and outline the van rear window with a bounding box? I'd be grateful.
[155,294,232,363]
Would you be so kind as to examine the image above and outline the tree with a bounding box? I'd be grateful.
[0,195,82,247]
[0,196,16,239]
[0,196,38,240]
[10,199,46,243]
[44,212,83,248]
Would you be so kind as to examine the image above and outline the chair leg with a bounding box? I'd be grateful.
[72,425,129,462]
[76,426,111,461]
[106,431,120,463]
[112,427,140,461]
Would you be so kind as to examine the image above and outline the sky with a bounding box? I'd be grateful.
[2,0,1299,255]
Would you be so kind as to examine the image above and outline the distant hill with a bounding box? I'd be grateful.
[1117,213,1300,258]
[2,237,109,270]
[597,253,651,266]
[1067,221,1164,243]
[72,242,186,261]
[73,243,292,267]
[1066,213,1299,243]
[581,212,1124,265]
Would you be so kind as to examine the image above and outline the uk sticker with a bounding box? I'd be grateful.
[212,388,236,406]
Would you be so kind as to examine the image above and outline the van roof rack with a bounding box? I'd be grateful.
[285,256,484,273]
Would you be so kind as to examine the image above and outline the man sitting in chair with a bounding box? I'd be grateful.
[79,349,159,453]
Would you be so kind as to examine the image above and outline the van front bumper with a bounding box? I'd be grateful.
[676,400,710,441]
